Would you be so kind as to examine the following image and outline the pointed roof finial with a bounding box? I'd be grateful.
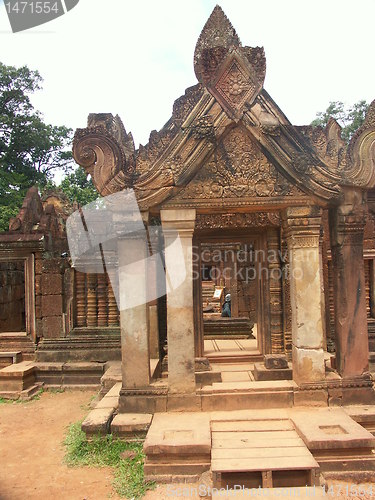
[194,5,241,82]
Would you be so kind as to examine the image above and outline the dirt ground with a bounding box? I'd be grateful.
[0,391,374,500]
[0,390,190,500]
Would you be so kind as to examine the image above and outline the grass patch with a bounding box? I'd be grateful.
[0,388,43,405]
[64,421,155,499]
[0,397,13,404]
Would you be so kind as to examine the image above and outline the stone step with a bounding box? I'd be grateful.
[199,380,296,410]
[212,487,327,499]
[111,413,153,439]
[0,382,43,401]
[211,419,319,489]
[81,382,122,439]
[204,318,254,339]
[35,361,106,386]
[36,335,121,362]
[0,361,36,392]
[0,351,22,368]
[0,332,35,361]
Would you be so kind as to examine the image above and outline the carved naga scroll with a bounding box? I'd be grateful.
[345,100,375,188]
[73,113,135,197]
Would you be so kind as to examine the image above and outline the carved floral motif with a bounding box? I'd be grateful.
[177,127,304,201]
[196,212,280,229]
[215,60,256,109]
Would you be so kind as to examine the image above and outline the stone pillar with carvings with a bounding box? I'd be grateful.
[329,189,369,378]
[160,209,198,409]
[267,228,284,354]
[283,206,326,385]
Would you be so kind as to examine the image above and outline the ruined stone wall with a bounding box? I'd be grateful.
[0,261,25,332]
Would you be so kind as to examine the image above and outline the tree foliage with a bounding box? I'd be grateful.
[57,166,98,206]
[311,100,369,143]
[0,62,74,231]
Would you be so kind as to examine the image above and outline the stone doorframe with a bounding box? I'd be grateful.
[0,251,36,342]
[193,230,281,358]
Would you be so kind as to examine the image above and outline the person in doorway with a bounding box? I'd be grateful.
[221,293,231,317]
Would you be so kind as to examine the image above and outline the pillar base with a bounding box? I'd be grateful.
[341,374,375,405]
[292,345,325,385]
[119,387,204,413]
[293,373,375,408]
[119,387,167,414]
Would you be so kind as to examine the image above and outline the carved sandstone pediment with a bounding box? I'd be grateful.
[72,6,375,210]
[165,126,306,208]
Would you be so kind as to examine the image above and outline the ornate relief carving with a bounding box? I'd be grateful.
[196,212,280,230]
[346,100,375,188]
[287,235,320,249]
[136,129,177,177]
[176,127,304,202]
[193,6,265,120]
[215,59,256,110]
[194,5,241,85]
[297,120,347,173]
[191,115,215,141]
[172,84,205,126]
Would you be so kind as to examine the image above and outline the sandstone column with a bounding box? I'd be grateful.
[118,232,150,389]
[283,206,325,385]
[160,209,196,396]
[329,189,369,378]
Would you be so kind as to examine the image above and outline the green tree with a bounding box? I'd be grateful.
[58,166,98,206]
[0,62,73,231]
[311,100,369,143]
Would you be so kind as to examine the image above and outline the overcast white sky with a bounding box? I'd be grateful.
[1,0,374,148]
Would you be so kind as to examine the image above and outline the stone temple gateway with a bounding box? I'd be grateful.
[71,6,375,412]
[1,5,375,489]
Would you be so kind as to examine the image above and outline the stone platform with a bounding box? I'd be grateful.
[291,408,375,476]
[144,413,211,482]
[142,407,375,485]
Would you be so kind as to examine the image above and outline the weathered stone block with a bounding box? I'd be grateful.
[41,274,62,295]
[81,407,114,437]
[264,354,288,369]
[111,413,153,436]
[254,362,292,381]
[35,274,41,295]
[35,305,42,320]
[41,294,62,317]
[42,258,63,273]
[294,389,328,407]
[292,345,325,384]
[42,316,63,339]
[35,259,43,275]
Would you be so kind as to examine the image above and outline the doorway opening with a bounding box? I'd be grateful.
[197,234,267,362]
